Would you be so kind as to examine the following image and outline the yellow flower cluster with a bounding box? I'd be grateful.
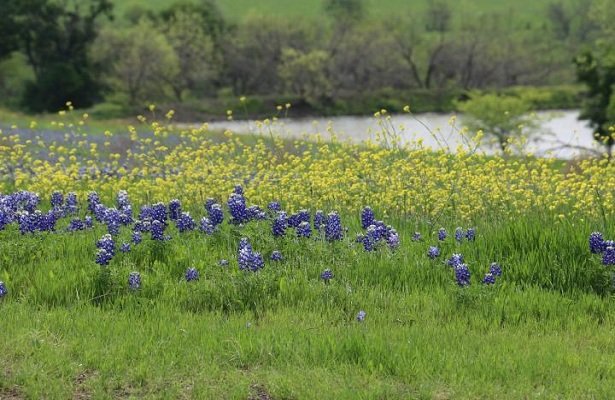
[0,115,613,223]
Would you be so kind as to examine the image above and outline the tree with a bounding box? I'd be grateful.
[458,94,538,153]
[574,0,615,158]
[93,19,179,104]
[161,11,218,101]
[278,48,331,106]
[2,0,112,111]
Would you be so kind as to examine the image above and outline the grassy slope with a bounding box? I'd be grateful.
[113,0,561,22]
[1,206,614,398]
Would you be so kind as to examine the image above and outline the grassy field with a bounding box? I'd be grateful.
[1,205,615,398]
[1,116,615,398]
[112,0,573,22]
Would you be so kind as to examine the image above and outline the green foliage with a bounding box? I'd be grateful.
[3,0,112,111]
[278,49,332,106]
[457,94,538,153]
[93,19,180,104]
[573,0,615,157]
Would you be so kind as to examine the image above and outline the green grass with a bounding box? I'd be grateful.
[1,205,614,398]
[112,0,578,23]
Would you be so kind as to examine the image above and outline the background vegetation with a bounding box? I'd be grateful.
[0,0,612,121]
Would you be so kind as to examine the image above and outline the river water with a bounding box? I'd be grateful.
[205,110,602,159]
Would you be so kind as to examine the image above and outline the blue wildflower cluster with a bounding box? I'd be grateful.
[438,228,447,241]
[356,310,366,322]
[356,207,400,252]
[360,206,375,229]
[320,269,334,282]
[96,234,115,266]
[238,238,265,272]
[325,211,344,241]
[185,267,199,282]
[0,281,7,299]
[169,199,182,221]
[270,251,283,261]
[455,263,471,286]
[428,246,441,259]
[314,210,326,231]
[272,212,288,237]
[176,212,196,233]
[128,272,141,290]
[296,221,312,238]
[588,232,615,266]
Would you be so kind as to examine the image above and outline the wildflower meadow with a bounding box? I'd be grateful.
[1,107,615,399]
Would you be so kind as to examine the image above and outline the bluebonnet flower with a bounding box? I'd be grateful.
[603,246,615,266]
[234,185,244,195]
[17,212,37,234]
[200,217,215,235]
[67,218,85,232]
[50,191,64,208]
[489,262,502,276]
[96,234,116,256]
[271,251,283,261]
[0,281,7,298]
[590,232,605,254]
[87,192,101,213]
[128,272,141,290]
[361,206,375,230]
[325,211,343,241]
[84,216,93,229]
[204,198,216,213]
[268,201,282,212]
[219,259,229,267]
[65,192,78,214]
[438,228,447,241]
[238,238,264,272]
[132,231,142,245]
[169,199,182,221]
[455,227,464,242]
[466,228,476,241]
[454,263,471,286]
[116,190,131,210]
[297,221,312,238]
[151,203,168,224]
[362,225,378,251]
[356,310,366,322]
[412,232,422,241]
[386,229,400,250]
[320,269,334,282]
[120,243,131,253]
[288,209,310,228]
[482,273,496,285]
[208,204,224,226]
[228,193,249,225]
[314,210,326,231]
[272,212,288,237]
[104,208,122,235]
[447,253,464,268]
[185,267,199,282]
[176,212,196,232]
[38,211,57,232]
[93,203,107,222]
[247,205,267,220]
[0,209,10,230]
[427,246,441,259]
[151,220,166,241]
[138,205,153,222]
[95,249,113,266]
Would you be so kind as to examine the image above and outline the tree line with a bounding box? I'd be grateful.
[0,0,613,154]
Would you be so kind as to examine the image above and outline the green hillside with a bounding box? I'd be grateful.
[112,0,573,22]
